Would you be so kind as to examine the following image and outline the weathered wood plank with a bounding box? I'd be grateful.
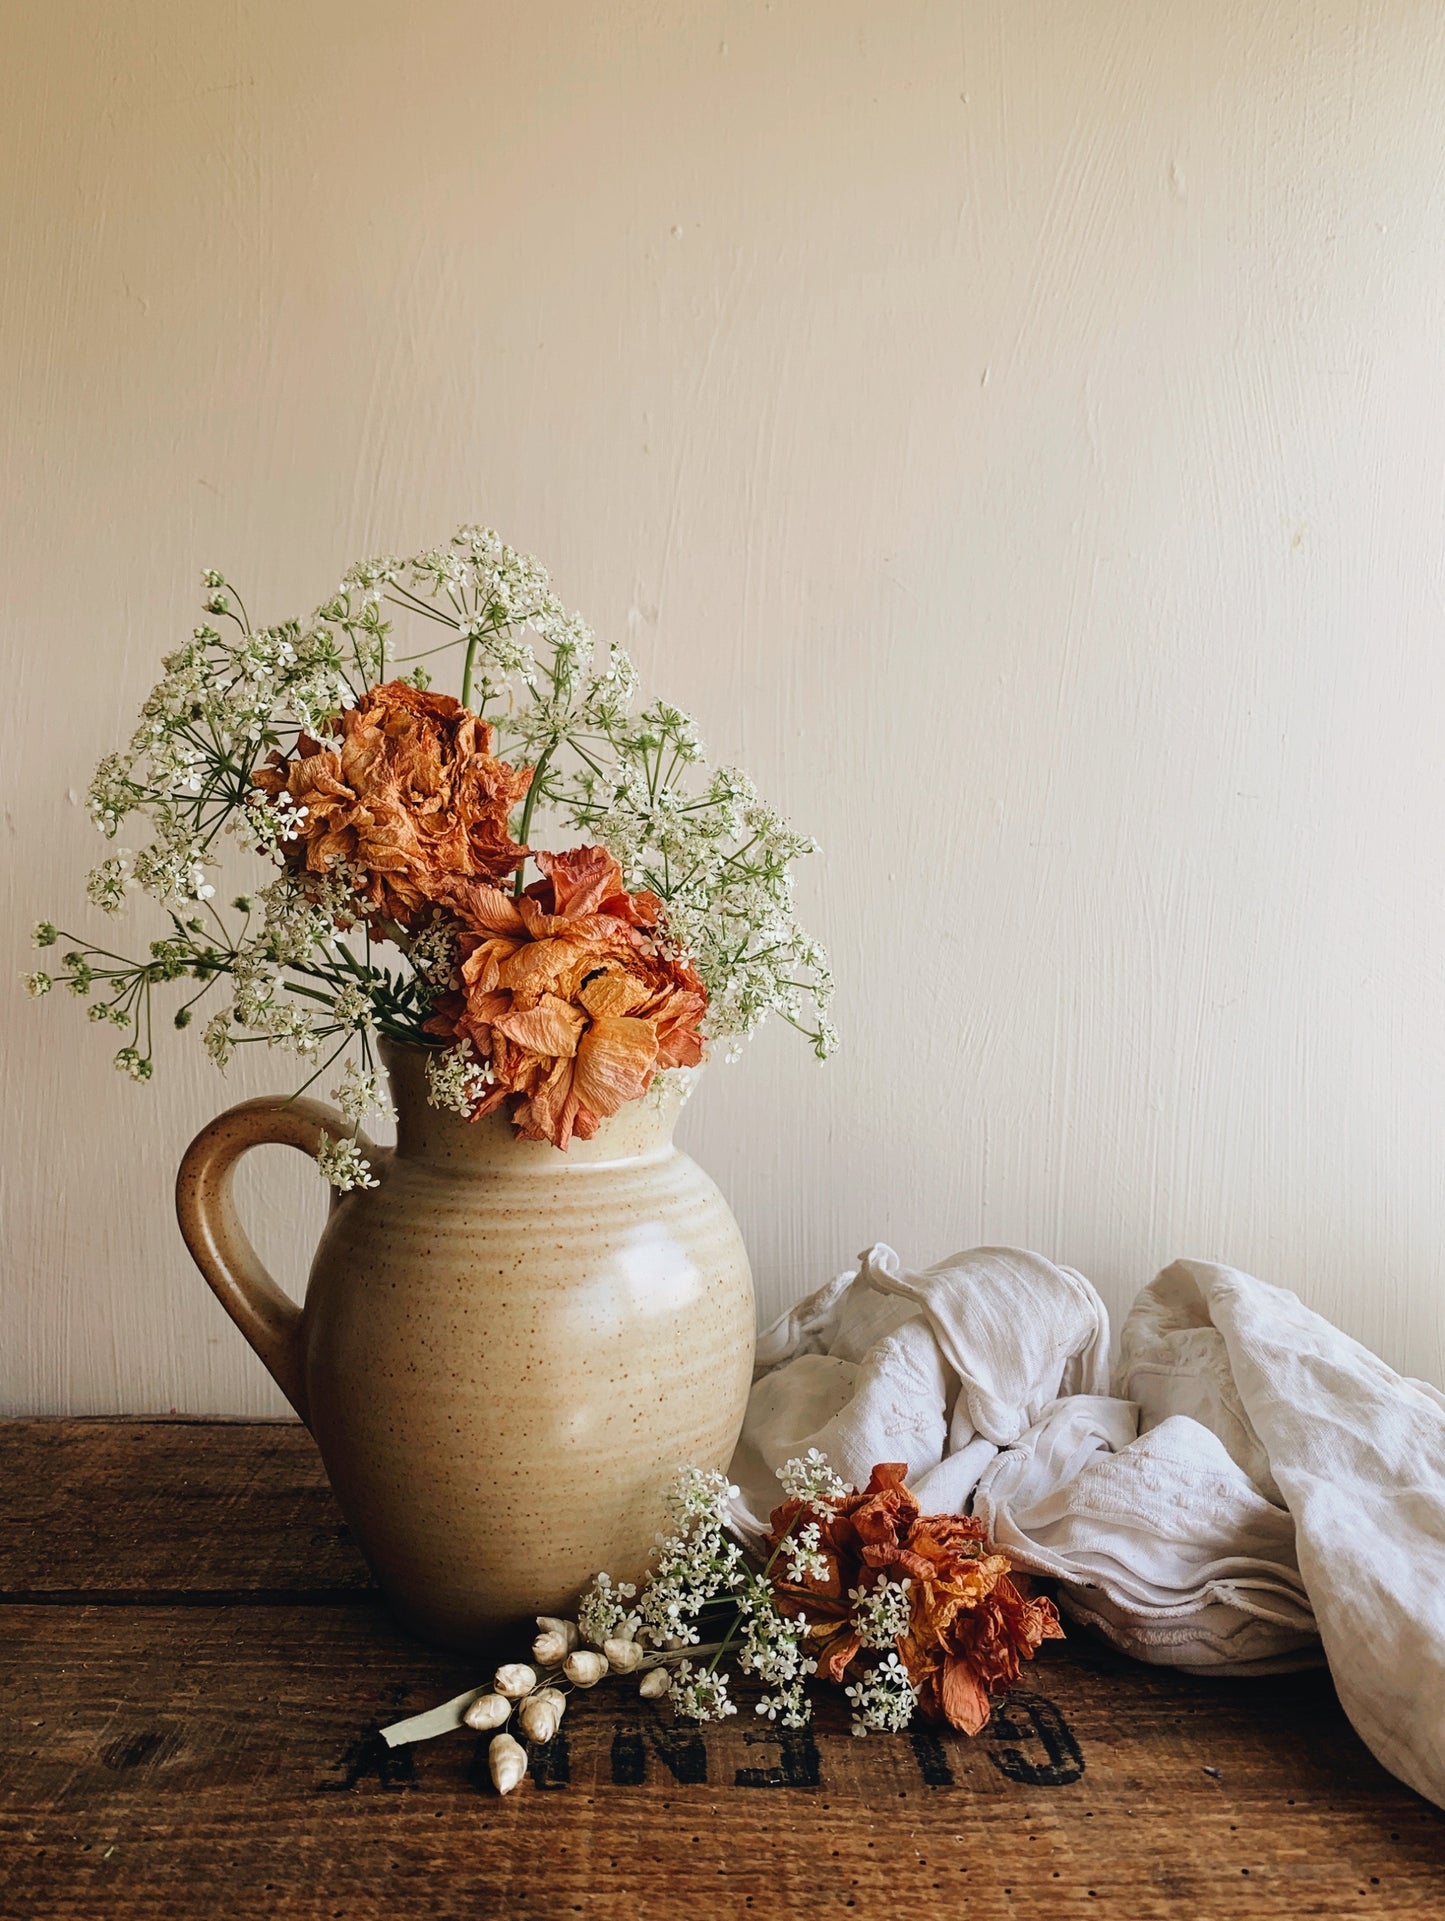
[0,1420,371,1596]
[0,1421,1442,1918]
[1,1610,1441,1919]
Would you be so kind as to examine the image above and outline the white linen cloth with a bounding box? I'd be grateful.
[730,1244,1445,1809]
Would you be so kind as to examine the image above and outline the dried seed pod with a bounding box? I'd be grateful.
[638,1666,672,1698]
[563,1648,609,1688]
[603,1637,644,1674]
[493,1663,538,1698]
[462,1691,512,1731]
[518,1694,562,1743]
[489,1731,528,1795]
[532,1615,579,1665]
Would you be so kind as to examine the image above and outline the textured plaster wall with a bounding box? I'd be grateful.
[5,0,1445,1413]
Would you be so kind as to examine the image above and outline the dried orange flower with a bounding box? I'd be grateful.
[425,845,707,1150]
[252,681,531,929]
[769,1461,1063,1734]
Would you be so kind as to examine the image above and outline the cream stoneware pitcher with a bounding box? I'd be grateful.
[176,1039,755,1650]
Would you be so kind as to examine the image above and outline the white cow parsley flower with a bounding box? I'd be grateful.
[85,855,131,914]
[669,1661,737,1725]
[844,1652,919,1736]
[850,1577,913,1649]
[577,1573,640,1649]
[425,1043,494,1117]
[331,1060,395,1127]
[777,1449,852,1509]
[315,1133,378,1192]
[782,1521,830,1586]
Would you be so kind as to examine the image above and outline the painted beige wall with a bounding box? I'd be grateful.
[5,0,1445,1414]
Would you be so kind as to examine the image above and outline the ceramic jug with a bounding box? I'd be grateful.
[175,1039,755,1650]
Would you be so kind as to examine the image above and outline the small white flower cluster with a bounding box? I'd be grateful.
[777,1447,853,1509]
[850,1576,913,1649]
[406,916,460,992]
[85,854,131,914]
[314,1134,378,1192]
[576,1571,641,1649]
[331,1060,395,1128]
[634,1468,745,1651]
[238,788,309,857]
[734,1570,817,1727]
[782,1520,830,1585]
[843,1651,919,1736]
[425,1041,494,1116]
[668,1662,737,1722]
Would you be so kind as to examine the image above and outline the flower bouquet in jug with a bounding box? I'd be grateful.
[24,528,835,1167]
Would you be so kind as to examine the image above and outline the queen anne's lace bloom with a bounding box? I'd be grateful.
[331,1060,395,1127]
[314,1133,378,1191]
[844,1652,918,1735]
[851,1576,914,1649]
[576,1573,640,1649]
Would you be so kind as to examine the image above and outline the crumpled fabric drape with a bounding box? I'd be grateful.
[729,1243,1445,1810]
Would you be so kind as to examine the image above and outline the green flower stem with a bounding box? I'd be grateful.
[512,741,556,896]
[700,1509,808,1683]
[461,629,480,711]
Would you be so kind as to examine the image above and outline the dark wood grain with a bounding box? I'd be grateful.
[0,1420,1441,1919]
[0,1419,371,1598]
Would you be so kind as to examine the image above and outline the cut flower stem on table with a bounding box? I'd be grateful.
[383,1453,1064,1793]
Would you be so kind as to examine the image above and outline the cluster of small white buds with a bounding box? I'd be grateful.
[488,1733,528,1795]
[462,1655,575,1794]
[463,1692,512,1732]
[492,1663,537,1698]
[532,1615,580,1665]
[563,1648,608,1688]
[518,1688,566,1744]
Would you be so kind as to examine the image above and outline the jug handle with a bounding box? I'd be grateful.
[175,1096,379,1426]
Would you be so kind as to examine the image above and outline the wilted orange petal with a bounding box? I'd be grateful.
[572,1016,659,1116]
[493,994,587,1058]
[578,970,650,1019]
[498,936,594,1003]
[535,845,627,918]
[515,1055,582,1149]
[447,881,526,936]
[940,1657,993,1736]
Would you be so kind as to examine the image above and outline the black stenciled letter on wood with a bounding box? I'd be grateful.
[986,1691,1085,1786]
[611,1718,709,1786]
[909,1725,954,1788]
[735,1727,821,1788]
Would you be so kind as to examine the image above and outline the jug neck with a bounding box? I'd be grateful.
[379,1038,685,1170]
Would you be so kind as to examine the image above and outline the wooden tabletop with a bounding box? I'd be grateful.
[0,1420,1441,1919]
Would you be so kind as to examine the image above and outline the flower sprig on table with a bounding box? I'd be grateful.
[381,1454,1063,1794]
[24,528,835,1178]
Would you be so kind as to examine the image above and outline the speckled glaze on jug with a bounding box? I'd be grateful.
[175,1040,755,1650]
